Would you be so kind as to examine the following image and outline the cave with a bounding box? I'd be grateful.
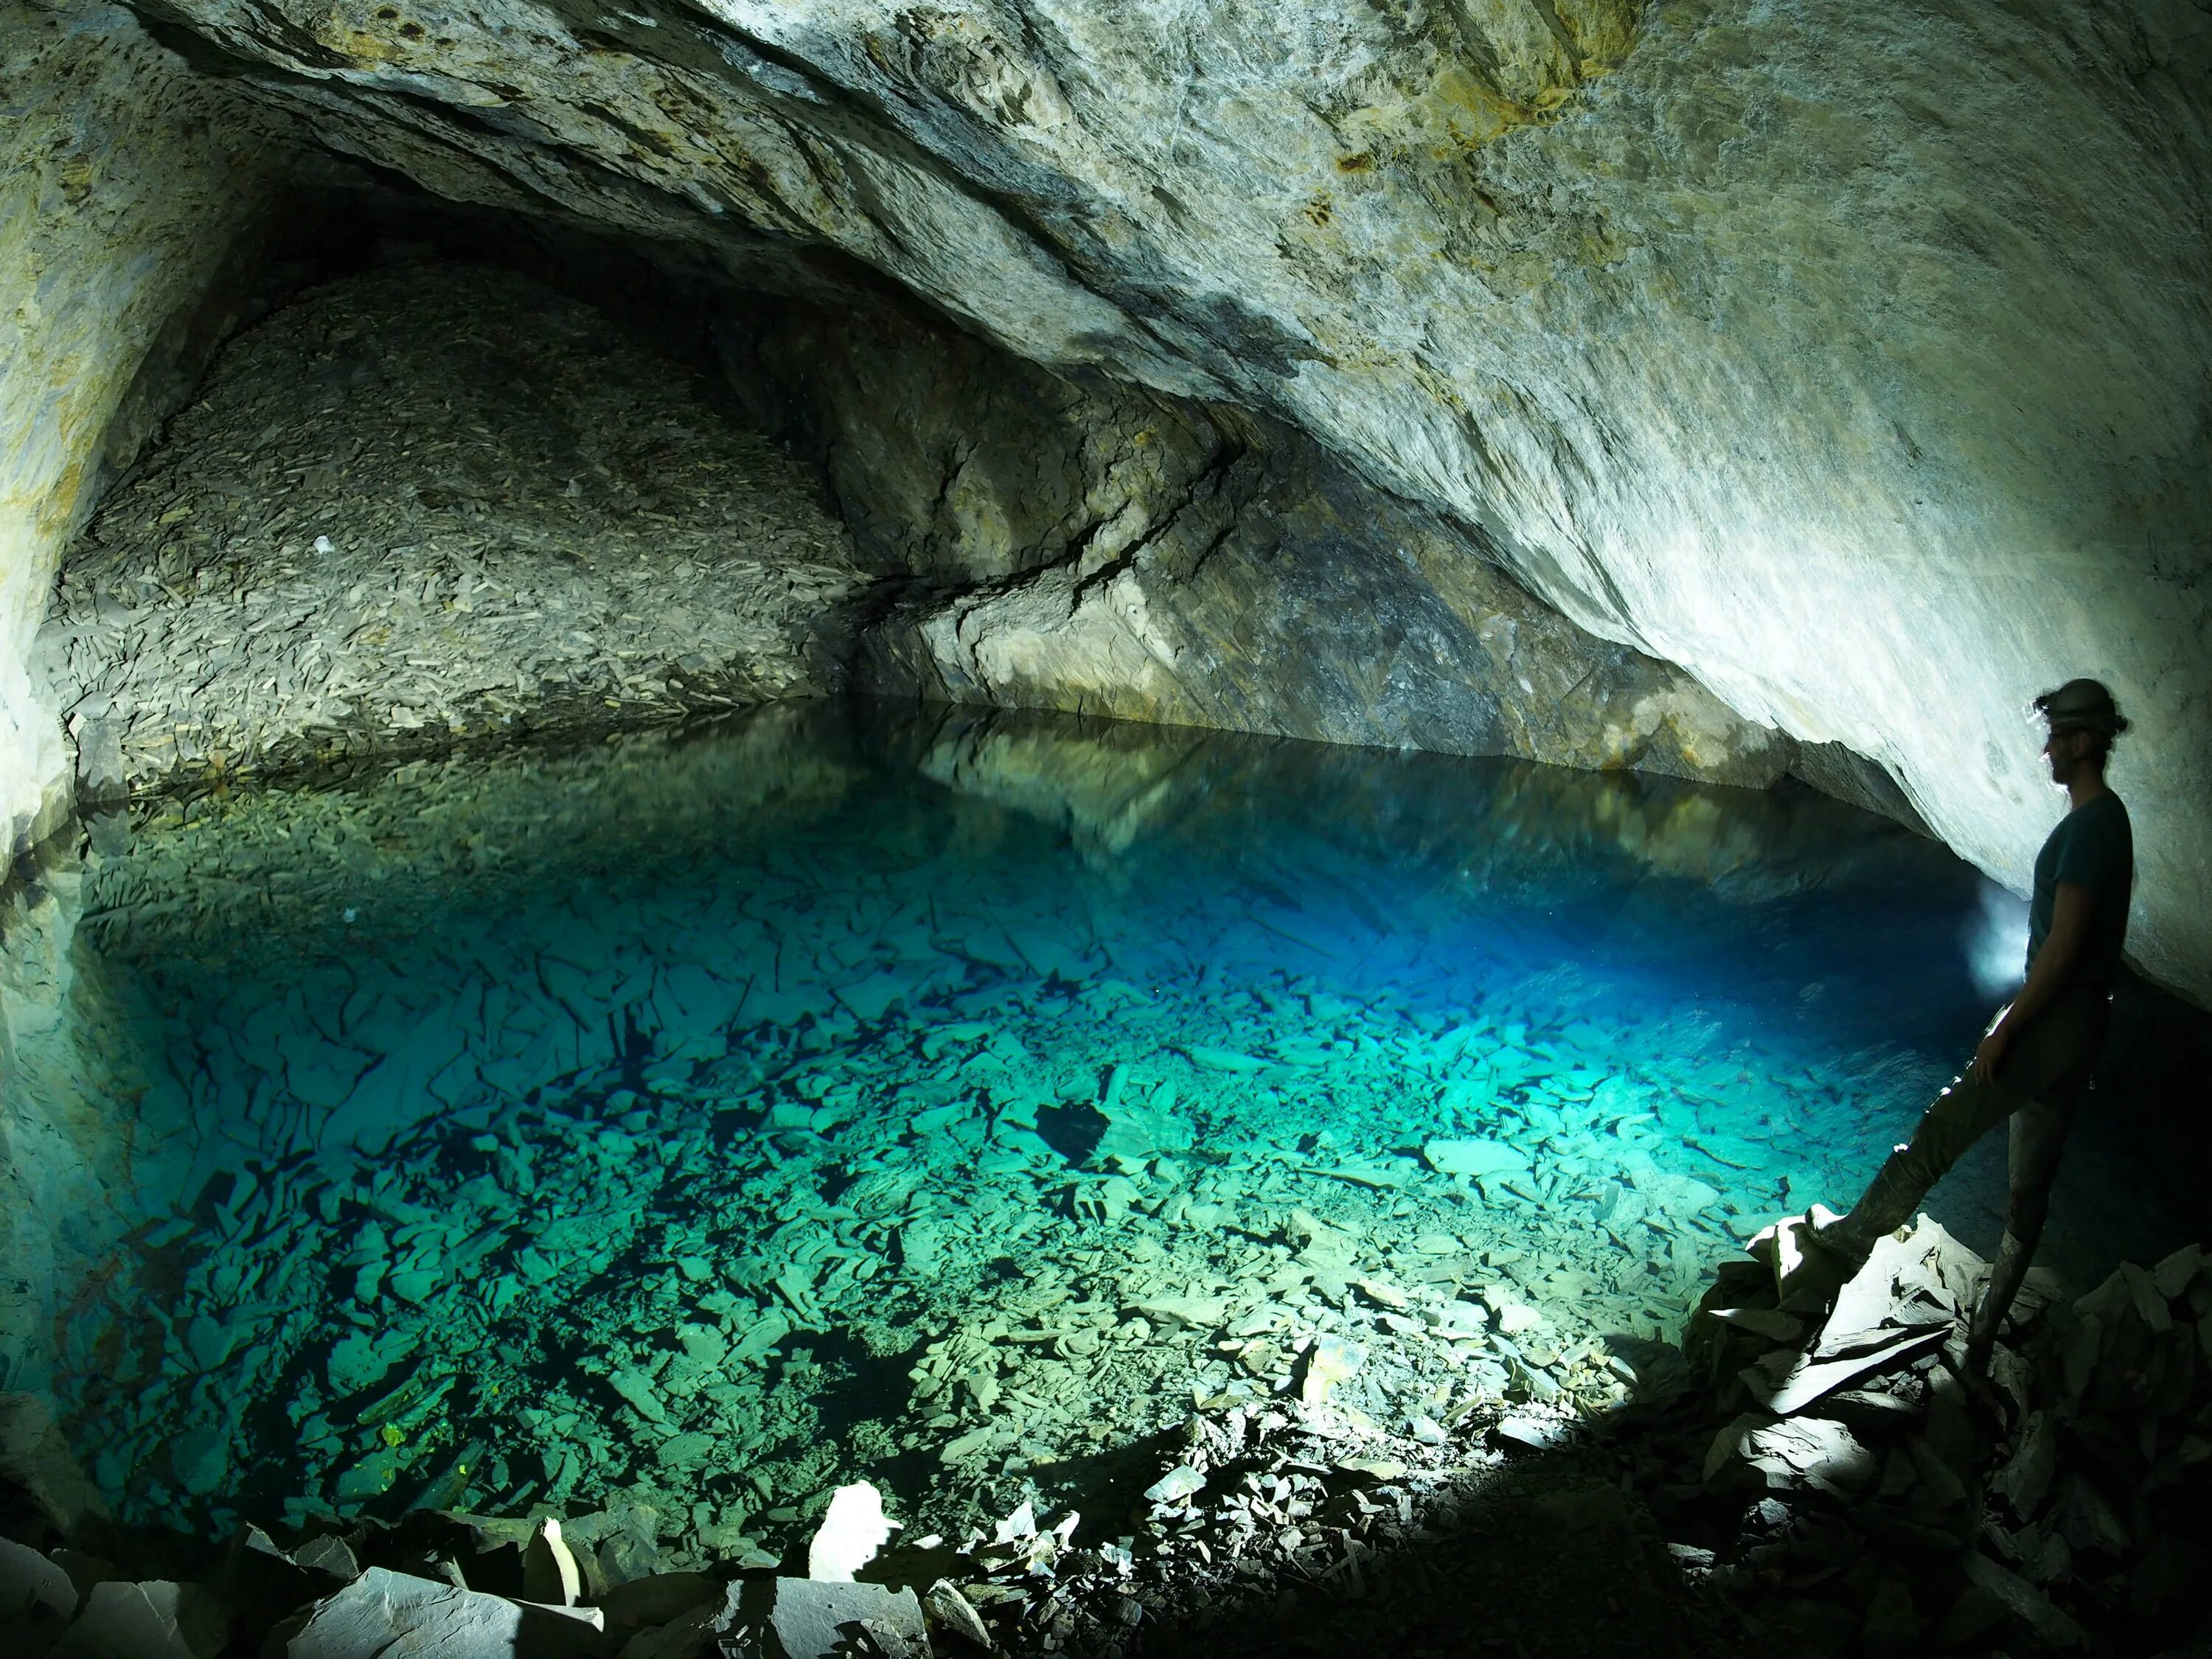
[3,1,2210,1655]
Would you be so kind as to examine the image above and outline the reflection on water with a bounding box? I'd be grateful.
[0,700,2157,1553]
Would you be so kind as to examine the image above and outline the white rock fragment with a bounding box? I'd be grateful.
[1143,1465,1205,1504]
[1422,1138,1531,1179]
[807,1481,894,1582]
[522,1517,581,1607]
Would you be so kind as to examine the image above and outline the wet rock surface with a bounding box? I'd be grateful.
[1646,1220,2212,1656]
[32,260,864,792]
[35,237,1806,807]
[728,293,1799,790]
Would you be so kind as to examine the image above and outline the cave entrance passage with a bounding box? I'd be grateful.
[46,697,2123,1553]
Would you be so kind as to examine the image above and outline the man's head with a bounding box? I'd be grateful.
[2033,678,2128,785]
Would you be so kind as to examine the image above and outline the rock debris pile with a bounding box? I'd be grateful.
[32,261,863,795]
[16,1220,2212,1657]
[1636,1217,2212,1656]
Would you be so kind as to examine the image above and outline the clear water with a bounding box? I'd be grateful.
[7,700,2156,1554]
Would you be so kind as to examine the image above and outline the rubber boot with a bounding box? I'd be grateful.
[1966,1228,2037,1372]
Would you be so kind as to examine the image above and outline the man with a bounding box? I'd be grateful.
[1761,678,2135,1367]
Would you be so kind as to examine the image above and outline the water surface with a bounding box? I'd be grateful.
[7,700,2156,1553]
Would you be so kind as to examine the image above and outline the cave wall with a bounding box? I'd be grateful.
[64,0,2202,999]
[727,297,1797,783]
[0,0,291,848]
[0,841,198,1393]
[33,256,871,790]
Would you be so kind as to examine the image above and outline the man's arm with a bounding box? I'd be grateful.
[1972,880,2093,1083]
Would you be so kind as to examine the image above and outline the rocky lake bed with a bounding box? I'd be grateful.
[1,702,2199,1655]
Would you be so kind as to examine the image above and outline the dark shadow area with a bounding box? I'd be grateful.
[1037,1100,1112,1166]
[1121,1435,1743,1659]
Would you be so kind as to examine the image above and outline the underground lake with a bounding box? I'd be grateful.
[2,700,2181,1571]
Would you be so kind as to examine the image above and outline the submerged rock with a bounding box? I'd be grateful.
[1421,1139,1530,1180]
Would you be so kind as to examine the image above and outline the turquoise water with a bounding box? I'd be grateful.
[15,701,2134,1554]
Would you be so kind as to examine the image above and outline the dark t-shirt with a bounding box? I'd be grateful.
[2026,790,2132,997]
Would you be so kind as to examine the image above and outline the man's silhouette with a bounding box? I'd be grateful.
[1760,678,2134,1367]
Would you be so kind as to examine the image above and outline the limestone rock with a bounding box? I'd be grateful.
[766,1578,929,1659]
[48,1580,229,1659]
[282,1566,605,1658]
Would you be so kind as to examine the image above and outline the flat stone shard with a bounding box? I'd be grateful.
[608,1370,671,1425]
[1755,1325,1949,1418]
[1143,1465,1206,1504]
[766,1578,929,1659]
[49,1580,229,1659]
[522,1517,582,1607]
[283,1567,605,1658]
[615,1600,723,1659]
[1492,1414,1565,1453]
[0,1533,78,1625]
[287,1536,361,1584]
[922,1581,992,1650]
[1298,1334,1366,1405]
[1420,1138,1529,1180]
[1958,1553,2086,1649]
[1742,1417,1879,1496]
[1128,1294,1227,1331]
